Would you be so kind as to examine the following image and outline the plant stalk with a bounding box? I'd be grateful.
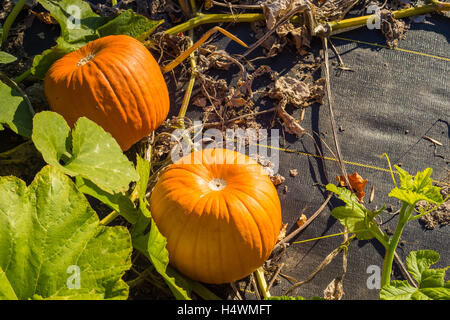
[165,13,265,35]
[14,69,31,83]
[1,0,27,45]
[177,29,197,123]
[328,1,450,34]
[254,267,270,299]
[380,203,412,287]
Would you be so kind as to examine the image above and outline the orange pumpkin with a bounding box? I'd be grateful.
[44,35,169,151]
[149,148,282,284]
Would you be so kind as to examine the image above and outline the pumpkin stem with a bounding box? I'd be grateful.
[77,53,96,67]
[208,178,226,191]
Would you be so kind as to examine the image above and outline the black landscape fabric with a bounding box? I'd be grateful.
[189,14,449,300]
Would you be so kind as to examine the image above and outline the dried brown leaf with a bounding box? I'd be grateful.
[323,277,345,300]
[296,213,307,227]
[336,172,368,201]
[278,107,306,137]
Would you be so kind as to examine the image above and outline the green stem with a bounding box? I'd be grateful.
[14,69,31,83]
[408,195,450,222]
[380,203,412,287]
[177,30,197,124]
[1,0,28,46]
[99,211,119,225]
[254,267,270,299]
[0,71,35,116]
[328,1,450,34]
[100,187,139,225]
[165,13,265,35]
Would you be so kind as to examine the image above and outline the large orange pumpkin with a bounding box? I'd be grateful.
[149,148,282,284]
[44,35,169,151]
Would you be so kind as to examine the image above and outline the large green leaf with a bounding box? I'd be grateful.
[0,80,33,137]
[0,166,132,300]
[32,111,138,194]
[38,0,105,46]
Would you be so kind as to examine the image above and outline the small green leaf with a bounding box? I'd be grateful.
[389,166,443,206]
[132,155,191,300]
[136,155,151,205]
[96,9,164,41]
[380,280,417,300]
[0,51,17,64]
[0,80,33,137]
[419,269,447,289]
[32,111,138,194]
[0,166,132,300]
[326,184,386,242]
[406,250,440,284]
[31,46,69,79]
[381,250,450,300]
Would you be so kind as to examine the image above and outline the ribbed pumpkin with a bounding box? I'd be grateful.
[149,148,282,284]
[44,35,169,151]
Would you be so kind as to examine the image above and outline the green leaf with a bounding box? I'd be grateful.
[381,250,450,300]
[31,46,69,79]
[326,184,387,242]
[96,9,164,41]
[136,155,151,204]
[0,51,17,64]
[132,156,191,300]
[380,280,417,300]
[0,80,33,137]
[389,166,443,206]
[32,111,138,194]
[0,267,18,300]
[0,166,132,300]
[37,0,105,45]
[75,176,139,224]
[406,250,440,284]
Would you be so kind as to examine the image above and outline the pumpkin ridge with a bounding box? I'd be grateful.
[133,53,165,130]
[223,191,256,249]
[89,58,129,125]
[223,195,247,281]
[234,182,281,241]
[169,195,204,266]
[115,55,153,131]
[202,194,222,282]
[72,65,104,127]
[230,191,268,257]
